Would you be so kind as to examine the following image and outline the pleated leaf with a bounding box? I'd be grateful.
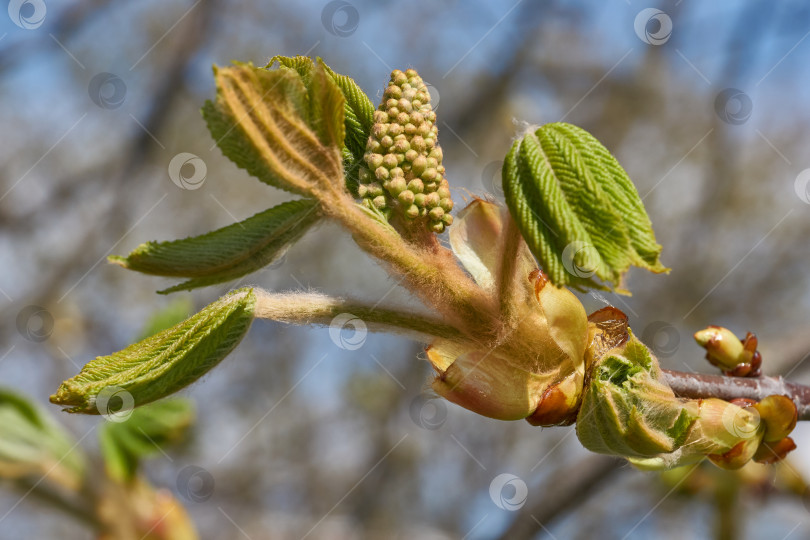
[0,388,85,490]
[503,122,668,292]
[270,55,374,162]
[51,288,256,413]
[109,199,320,294]
[203,61,344,197]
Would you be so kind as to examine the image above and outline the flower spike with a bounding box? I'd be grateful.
[357,69,453,233]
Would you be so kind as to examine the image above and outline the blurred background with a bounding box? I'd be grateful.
[2,0,810,538]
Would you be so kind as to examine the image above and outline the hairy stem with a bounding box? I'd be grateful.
[496,211,523,323]
[662,369,810,421]
[321,192,495,336]
[254,289,465,342]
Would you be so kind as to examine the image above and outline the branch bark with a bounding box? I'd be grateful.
[662,369,810,421]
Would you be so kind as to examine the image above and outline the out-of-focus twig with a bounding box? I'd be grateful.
[496,455,624,540]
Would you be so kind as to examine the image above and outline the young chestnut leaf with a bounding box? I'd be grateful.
[99,399,194,482]
[0,388,86,490]
[503,122,669,292]
[203,61,344,197]
[269,55,375,162]
[51,288,256,413]
[270,56,375,197]
[109,199,321,294]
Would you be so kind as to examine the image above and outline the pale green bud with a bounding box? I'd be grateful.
[397,189,415,205]
[407,179,424,194]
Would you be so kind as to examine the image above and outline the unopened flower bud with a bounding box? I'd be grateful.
[359,68,454,232]
[411,156,427,176]
[389,177,407,197]
[382,154,398,169]
[407,179,424,194]
[398,189,415,205]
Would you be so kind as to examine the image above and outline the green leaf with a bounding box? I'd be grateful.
[502,122,669,292]
[0,388,85,490]
[203,62,343,196]
[308,59,346,150]
[51,288,256,413]
[109,199,321,294]
[270,55,375,162]
[100,399,194,482]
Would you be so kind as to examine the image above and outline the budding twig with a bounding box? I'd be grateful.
[662,369,810,421]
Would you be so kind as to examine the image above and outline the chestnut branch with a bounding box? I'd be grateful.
[663,369,810,421]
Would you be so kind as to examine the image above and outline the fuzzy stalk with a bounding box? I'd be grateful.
[254,290,465,342]
[496,211,524,324]
[321,191,497,338]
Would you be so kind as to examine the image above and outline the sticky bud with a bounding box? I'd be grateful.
[694,326,761,376]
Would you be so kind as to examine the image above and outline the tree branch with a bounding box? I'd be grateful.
[662,369,810,421]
